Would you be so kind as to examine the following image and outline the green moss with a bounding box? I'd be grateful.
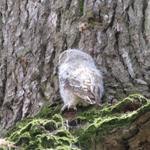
[30,124,45,136]
[76,94,150,149]
[6,94,150,150]
[79,0,84,16]
[15,132,31,146]
[35,104,62,119]
[7,114,78,149]
[111,94,147,113]
[40,134,56,148]
[52,114,64,124]
[6,118,33,138]
[43,120,57,131]
[56,145,79,150]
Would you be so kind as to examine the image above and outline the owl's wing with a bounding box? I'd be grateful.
[62,68,103,104]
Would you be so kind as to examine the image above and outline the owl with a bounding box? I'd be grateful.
[58,49,104,112]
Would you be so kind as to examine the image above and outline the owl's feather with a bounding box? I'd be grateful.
[58,49,104,110]
[60,67,103,104]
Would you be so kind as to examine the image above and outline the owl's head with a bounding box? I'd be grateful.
[58,49,94,66]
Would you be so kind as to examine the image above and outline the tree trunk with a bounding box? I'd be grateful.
[0,0,150,135]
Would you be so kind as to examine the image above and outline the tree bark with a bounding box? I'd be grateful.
[0,0,150,134]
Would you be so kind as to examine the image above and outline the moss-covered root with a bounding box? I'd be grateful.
[7,114,79,150]
[6,94,150,150]
[111,94,148,113]
[77,94,150,149]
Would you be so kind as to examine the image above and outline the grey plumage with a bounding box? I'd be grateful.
[58,49,104,111]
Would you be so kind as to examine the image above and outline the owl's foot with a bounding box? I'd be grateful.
[97,103,103,107]
[61,105,67,113]
[61,105,77,114]
[70,106,77,111]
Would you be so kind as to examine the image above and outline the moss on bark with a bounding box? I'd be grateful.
[3,94,150,150]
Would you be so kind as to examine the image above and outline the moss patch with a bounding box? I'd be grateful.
[74,94,150,149]
[79,0,84,16]
[5,94,150,150]
[6,114,78,150]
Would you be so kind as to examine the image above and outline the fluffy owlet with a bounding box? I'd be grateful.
[58,49,104,111]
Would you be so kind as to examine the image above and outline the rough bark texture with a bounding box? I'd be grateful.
[0,0,150,135]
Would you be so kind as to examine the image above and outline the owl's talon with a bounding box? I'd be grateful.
[61,105,67,113]
[67,105,77,111]
[73,106,77,111]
